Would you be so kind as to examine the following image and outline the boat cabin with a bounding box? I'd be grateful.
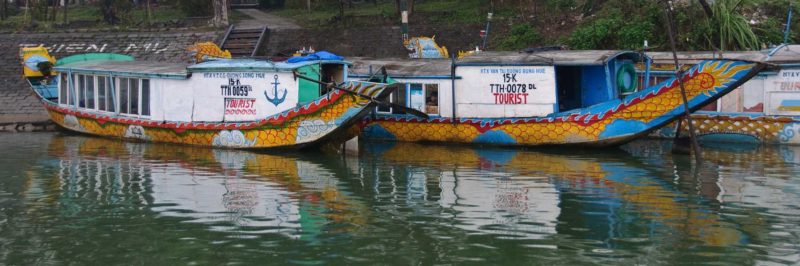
[349,58,453,116]
[349,50,644,119]
[51,56,349,123]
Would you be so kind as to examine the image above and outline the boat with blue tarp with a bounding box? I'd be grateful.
[20,46,394,149]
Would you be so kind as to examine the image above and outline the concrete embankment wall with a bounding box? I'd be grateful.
[0,30,222,131]
[265,25,484,58]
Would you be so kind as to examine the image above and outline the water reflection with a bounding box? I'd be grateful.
[2,133,798,264]
[45,136,369,241]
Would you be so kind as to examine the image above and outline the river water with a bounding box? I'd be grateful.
[0,133,798,265]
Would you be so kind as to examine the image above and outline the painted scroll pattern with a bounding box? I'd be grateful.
[654,114,800,145]
[212,130,257,148]
[360,60,759,146]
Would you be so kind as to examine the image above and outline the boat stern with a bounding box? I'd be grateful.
[594,60,766,145]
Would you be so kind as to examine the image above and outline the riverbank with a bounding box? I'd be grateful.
[0,119,55,132]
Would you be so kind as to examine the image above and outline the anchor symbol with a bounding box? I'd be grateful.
[265,74,287,106]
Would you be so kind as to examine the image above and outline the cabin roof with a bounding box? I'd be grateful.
[53,60,190,79]
[764,45,800,63]
[348,57,452,78]
[644,51,766,65]
[187,59,351,72]
[644,45,800,65]
[53,58,353,79]
[456,50,640,66]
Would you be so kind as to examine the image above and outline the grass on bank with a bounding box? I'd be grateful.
[0,5,249,32]
[270,0,502,27]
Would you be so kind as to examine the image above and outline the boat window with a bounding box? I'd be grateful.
[425,84,439,115]
[86,76,95,110]
[77,75,86,108]
[409,84,424,111]
[59,74,68,105]
[141,79,150,116]
[98,76,107,111]
[392,86,407,114]
[377,100,391,113]
[107,77,116,113]
[114,77,149,116]
[67,74,75,106]
[130,78,139,115]
[378,85,408,114]
[119,77,129,114]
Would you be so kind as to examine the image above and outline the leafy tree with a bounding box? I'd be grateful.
[704,0,760,50]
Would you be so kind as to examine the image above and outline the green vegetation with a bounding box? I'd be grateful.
[498,24,541,50]
[706,0,760,50]
[267,0,798,52]
[1,0,797,52]
[178,0,211,17]
[0,0,201,32]
[565,1,662,50]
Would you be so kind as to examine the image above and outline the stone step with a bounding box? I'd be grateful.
[223,44,257,49]
[228,32,262,38]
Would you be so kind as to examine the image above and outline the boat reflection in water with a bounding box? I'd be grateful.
[46,135,368,240]
[33,134,800,264]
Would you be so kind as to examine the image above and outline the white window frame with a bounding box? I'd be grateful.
[86,75,96,110]
[59,73,69,106]
[96,75,115,113]
[115,77,150,117]
[423,83,441,116]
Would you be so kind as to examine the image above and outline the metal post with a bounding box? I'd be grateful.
[401,0,409,45]
[643,40,652,89]
[482,12,493,50]
[785,3,793,44]
[451,55,457,121]
[664,0,702,163]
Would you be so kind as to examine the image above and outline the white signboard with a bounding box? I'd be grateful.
[455,66,556,118]
[766,70,800,115]
[776,70,800,91]
[186,72,298,122]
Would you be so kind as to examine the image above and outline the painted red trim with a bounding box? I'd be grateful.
[365,68,715,134]
[44,90,348,132]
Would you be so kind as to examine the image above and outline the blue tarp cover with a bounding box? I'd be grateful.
[287,51,344,63]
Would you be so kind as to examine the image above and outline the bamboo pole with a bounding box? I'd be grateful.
[663,0,702,163]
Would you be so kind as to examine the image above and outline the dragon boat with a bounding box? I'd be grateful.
[350,51,766,146]
[20,46,392,149]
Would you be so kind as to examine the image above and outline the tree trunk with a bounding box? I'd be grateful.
[63,0,68,26]
[24,0,30,26]
[51,0,59,23]
[212,0,229,27]
[146,0,151,26]
[697,0,713,18]
[2,0,7,20]
[306,0,311,12]
[339,0,344,18]
[43,0,49,23]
